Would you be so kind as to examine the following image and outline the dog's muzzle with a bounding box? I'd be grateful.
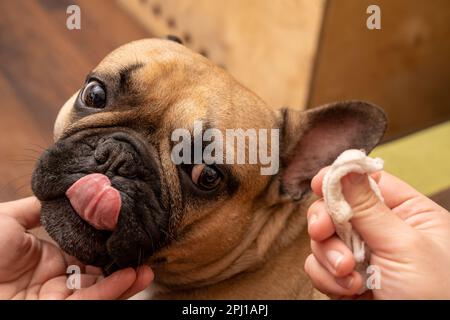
[32,128,169,274]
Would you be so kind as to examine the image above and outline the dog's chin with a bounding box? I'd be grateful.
[40,193,158,274]
[32,128,170,274]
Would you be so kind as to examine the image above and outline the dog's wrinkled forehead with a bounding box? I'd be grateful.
[55,38,275,142]
[95,38,201,76]
[95,38,235,104]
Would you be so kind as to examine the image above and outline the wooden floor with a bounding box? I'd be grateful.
[0,0,151,201]
[0,0,448,210]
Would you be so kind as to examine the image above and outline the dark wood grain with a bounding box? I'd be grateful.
[0,0,151,201]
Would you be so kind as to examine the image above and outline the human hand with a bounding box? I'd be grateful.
[304,169,450,299]
[0,197,153,299]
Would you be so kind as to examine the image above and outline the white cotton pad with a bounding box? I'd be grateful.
[322,149,384,286]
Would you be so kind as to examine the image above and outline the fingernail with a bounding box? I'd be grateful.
[336,275,354,289]
[348,173,365,185]
[326,250,343,270]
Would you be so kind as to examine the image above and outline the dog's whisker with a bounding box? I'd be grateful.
[141,225,156,255]
[11,182,32,195]
[137,246,143,268]
[159,228,174,242]
[23,147,42,154]
[103,260,116,274]
[10,158,38,165]
[4,173,33,190]
[28,143,47,152]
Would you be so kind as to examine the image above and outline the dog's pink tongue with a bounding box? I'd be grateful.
[66,173,121,231]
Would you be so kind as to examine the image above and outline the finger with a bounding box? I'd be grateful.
[119,266,154,300]
[85,265,103,276]
[68,273,102,289]
[62,254,86,273]
[67,268,136,300]
[0,197,41,229]
[307,199,335,241]
[341,173,413,251]
[375,171,425,208]
[40,274,104,299]
[310,236,355,277]
[311,167,382,198]
[304,254,363,297]
[343,291,374,300]
[311,167,329,197]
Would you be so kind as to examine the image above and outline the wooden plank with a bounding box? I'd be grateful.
[0,0,151,201]
[309,0,450,140]
[117,0,326,110]
[39,0,152,63]
[0,74,49,201]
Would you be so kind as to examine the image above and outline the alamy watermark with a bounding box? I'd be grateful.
[366,265,382,290]
[65,263,382,291]
[366,5,381,30]
[66,265,82,290]
[66,5,81,30]
[170,121,280,175]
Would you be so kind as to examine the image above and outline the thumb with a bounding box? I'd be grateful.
[0,197,41,229]
[342,173,411,252]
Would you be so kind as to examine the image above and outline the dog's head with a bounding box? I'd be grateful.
[32,38,386,284]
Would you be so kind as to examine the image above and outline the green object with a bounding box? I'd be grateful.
[371,121,450,196]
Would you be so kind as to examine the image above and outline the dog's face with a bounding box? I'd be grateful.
[32,39,386,284]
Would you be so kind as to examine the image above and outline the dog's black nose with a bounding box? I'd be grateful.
[94,136,141,178]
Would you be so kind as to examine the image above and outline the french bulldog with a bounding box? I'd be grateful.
[31,38,387,299]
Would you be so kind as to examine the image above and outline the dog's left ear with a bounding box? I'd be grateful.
[279,101,387,200]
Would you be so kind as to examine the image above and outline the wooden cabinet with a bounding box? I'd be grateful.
[118,0,450,140]
[117,0,325,111]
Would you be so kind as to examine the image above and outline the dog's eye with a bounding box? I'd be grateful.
[81,80,106,108]
[191,164,222,190]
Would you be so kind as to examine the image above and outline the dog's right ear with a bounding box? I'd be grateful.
[278,101,387,201]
